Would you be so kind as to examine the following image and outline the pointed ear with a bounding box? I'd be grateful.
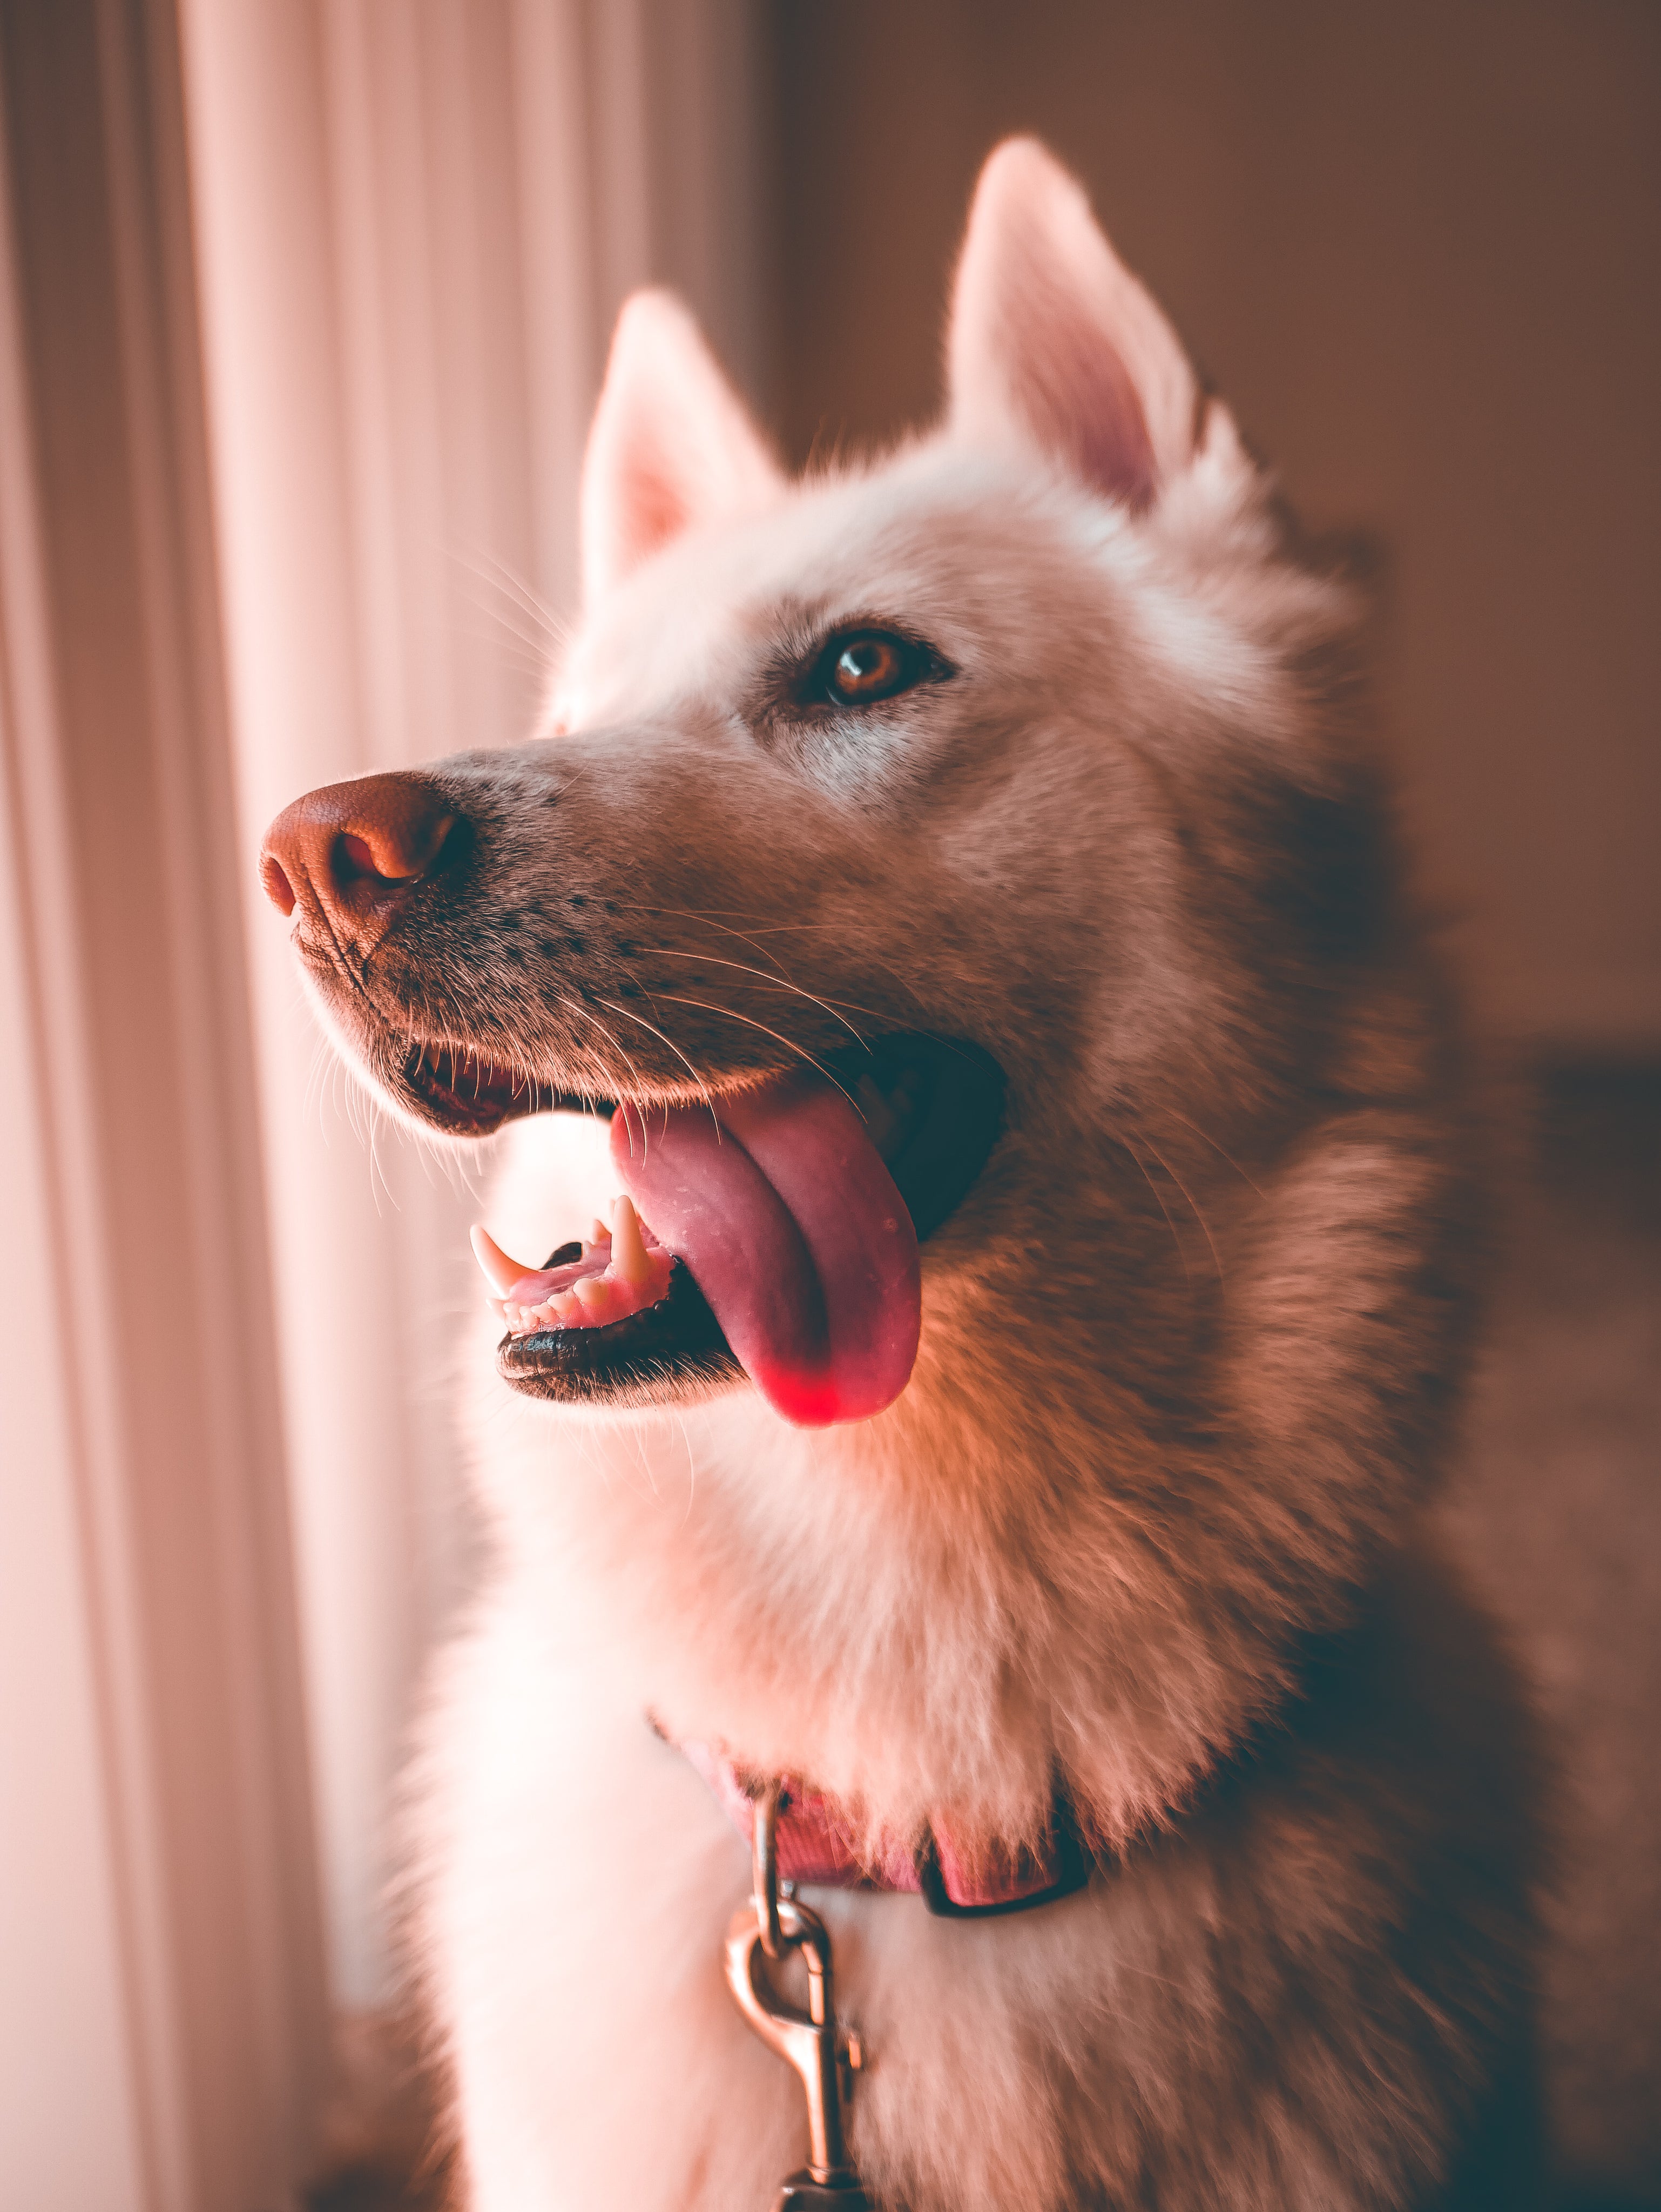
[580,290,784,604]
[947,139,1200,510]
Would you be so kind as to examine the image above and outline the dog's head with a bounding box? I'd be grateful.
[261,139,1399,1430]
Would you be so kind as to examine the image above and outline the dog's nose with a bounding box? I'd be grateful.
[260,771,457,949]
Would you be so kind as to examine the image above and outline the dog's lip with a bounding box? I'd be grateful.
[402,1041,606,1131]
[468,1033,1007,1407]
[495,1255,742,1408]
[396,1032,1007,1245]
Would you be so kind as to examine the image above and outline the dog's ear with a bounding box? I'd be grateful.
[580,290,782,605]
[947,139,1200,510]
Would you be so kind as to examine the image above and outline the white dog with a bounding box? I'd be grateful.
[262,140,1547,2210]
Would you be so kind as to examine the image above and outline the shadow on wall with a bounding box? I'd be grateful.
[1439,1060,1661,2203]
[765,0,1661,1057]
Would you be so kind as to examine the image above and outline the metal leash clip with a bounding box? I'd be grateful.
[724,1779,873,2209]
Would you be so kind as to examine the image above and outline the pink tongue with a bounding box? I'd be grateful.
[610,1076,920,1427]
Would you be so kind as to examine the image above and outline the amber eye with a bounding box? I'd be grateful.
[818,629,918,707]
[792,624,950,716]
[830,635,902,699]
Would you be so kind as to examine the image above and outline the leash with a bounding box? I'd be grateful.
[720,1768,1092,2208]
[725,1778,873,2208]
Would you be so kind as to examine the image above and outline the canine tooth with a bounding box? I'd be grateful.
[610,1194,654,1286]
[471,1224,537,1297]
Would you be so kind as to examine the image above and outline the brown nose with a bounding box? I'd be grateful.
[260,771,457,948]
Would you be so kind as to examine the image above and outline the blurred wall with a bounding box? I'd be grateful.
[768,0,1661,1049]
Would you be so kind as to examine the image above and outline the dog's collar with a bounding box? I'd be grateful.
[667,1618,1363,1923]
[677,1735,1093,1918]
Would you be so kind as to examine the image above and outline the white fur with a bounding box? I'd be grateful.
[352,144,1549,2209]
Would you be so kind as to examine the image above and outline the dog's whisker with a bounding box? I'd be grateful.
[559,997,652,1121]
[622,905,852,935]
[443,602,556,693]
[1116,1135,1192,1286]
[1138,1135,1223,1283]
[617,906,813,998]
[649,996,842,1090]
[446,543,568,649]
[1166,1109,1265,1201]
[464,546,567,645]
[615,905,925,1011]
[594,999,723,1134]
[634,949,869,1047]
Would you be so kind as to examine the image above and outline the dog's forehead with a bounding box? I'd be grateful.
[556,446,1127,727]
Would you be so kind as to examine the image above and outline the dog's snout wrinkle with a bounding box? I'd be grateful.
[260,770,459,957]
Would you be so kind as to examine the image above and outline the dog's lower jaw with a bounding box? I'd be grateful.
[496,1256,744,1408]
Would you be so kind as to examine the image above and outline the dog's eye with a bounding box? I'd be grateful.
[816,630,926,707]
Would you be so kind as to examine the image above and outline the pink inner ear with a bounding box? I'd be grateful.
[1017,280,1158,510]
[623,441,692,572]
[580,289,784,605]
[947,139,1195,512]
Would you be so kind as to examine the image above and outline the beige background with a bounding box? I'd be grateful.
[765,0,1660,1049]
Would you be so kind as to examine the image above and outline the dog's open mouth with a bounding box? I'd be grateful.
[411,1034,1003,1425]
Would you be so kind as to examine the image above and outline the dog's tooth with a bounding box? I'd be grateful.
[573,1273,611,1316]
[551,1290,581,1325]
[471,1224,537,1297]
[590,1217,610,1246]
[610,1193,655,1286]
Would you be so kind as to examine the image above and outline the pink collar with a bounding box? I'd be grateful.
[679,1737,1092,1918]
